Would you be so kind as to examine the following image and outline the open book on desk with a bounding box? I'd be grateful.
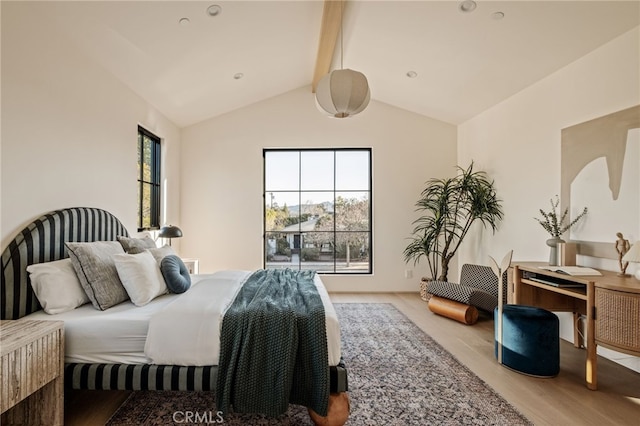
[538,266,602,276]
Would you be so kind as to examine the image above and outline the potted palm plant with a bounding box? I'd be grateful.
[404,162,504,288]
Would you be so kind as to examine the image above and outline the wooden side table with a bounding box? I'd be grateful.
[181,258,200,274]
[1,320,64,425]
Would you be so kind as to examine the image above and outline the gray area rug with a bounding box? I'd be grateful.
[107,303,532,425]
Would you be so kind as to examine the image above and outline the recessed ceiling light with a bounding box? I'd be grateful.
[207,4,222,17]
[491,11,505,20]
[406,71,418,78]
[458,0,477,13]
[233,73,244,80]
[178,17,190,26]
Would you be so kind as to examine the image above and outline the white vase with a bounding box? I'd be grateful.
[546,237,565,266]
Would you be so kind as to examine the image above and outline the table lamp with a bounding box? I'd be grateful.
[622,241,640,280]
[158,225,183,246]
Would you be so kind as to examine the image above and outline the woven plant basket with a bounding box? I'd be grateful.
[420,278,432,302]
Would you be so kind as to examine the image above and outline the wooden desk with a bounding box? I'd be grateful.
[1,320,64,425]
[512,262,640,390]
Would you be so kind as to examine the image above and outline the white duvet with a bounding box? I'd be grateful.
[144,270,342,366]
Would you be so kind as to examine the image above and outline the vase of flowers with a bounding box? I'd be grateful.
[535,196,587,266]
[545,236,564,266]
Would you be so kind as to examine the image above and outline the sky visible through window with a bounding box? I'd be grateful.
[265,150,369,206]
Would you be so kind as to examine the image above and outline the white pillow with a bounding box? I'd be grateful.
[113,251,168,306]
[27,258,89,314]
[147,245,177,263]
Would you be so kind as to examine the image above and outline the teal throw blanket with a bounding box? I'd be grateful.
[216,269,329,417]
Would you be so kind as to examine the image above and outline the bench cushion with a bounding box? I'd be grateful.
[427,280,497,313]
[426,264,507,313]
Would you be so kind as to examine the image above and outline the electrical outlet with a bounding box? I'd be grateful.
[404,269,413,279]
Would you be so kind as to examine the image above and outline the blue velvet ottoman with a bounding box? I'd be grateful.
[494,305,560,377]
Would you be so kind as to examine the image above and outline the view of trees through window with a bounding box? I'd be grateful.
[264,149,372,274]
[137,127,161,231]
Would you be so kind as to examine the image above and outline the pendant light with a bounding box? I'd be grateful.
[315,0,370,118]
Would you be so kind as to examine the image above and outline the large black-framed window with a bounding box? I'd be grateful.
[137,126,161,231]
[263,148,372,274]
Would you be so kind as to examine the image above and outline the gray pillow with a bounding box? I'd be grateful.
[117,235,157,254]
[160,255,191,294]
[65,241,128,310]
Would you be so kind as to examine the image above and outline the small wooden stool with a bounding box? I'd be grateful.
[428,295,479,325]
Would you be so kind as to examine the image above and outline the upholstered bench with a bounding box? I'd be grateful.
[494,305,560,377]
[426,264,507,324]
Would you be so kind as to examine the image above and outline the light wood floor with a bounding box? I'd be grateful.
[65,293,640,425]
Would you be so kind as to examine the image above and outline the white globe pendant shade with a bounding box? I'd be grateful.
[315,69,371,118]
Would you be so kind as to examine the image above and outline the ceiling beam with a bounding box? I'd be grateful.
[311,0,343,93]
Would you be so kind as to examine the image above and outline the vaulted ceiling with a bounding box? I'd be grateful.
[12,1,640,127]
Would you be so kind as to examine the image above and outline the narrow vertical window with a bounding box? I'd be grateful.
[264,148,372,274]
[137,126,161,231]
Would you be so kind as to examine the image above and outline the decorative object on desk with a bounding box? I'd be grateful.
[489,250,513,365]
[158,225,183,246]
[403,162,503,282]
[622,241,640,280]
[545,236,564,267]
[615,232,631,276]
[534,195,587,266]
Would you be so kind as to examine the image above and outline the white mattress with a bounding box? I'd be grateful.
[26,271,341,366]
[26,280,189,364]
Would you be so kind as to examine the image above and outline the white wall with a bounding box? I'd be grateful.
[1,3,182,248]
[458,26,639,272]
[180,87,457,292]
[458,27,640,370]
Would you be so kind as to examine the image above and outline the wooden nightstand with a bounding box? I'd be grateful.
[1,320,64,425]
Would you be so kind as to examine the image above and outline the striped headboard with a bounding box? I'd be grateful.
[1,207,129,320]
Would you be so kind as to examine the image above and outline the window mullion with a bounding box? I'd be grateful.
[333,150,337,273]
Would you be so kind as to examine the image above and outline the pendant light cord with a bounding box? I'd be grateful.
[340,0,344,70]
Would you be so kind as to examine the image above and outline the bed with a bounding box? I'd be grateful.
[0,207,349,424]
